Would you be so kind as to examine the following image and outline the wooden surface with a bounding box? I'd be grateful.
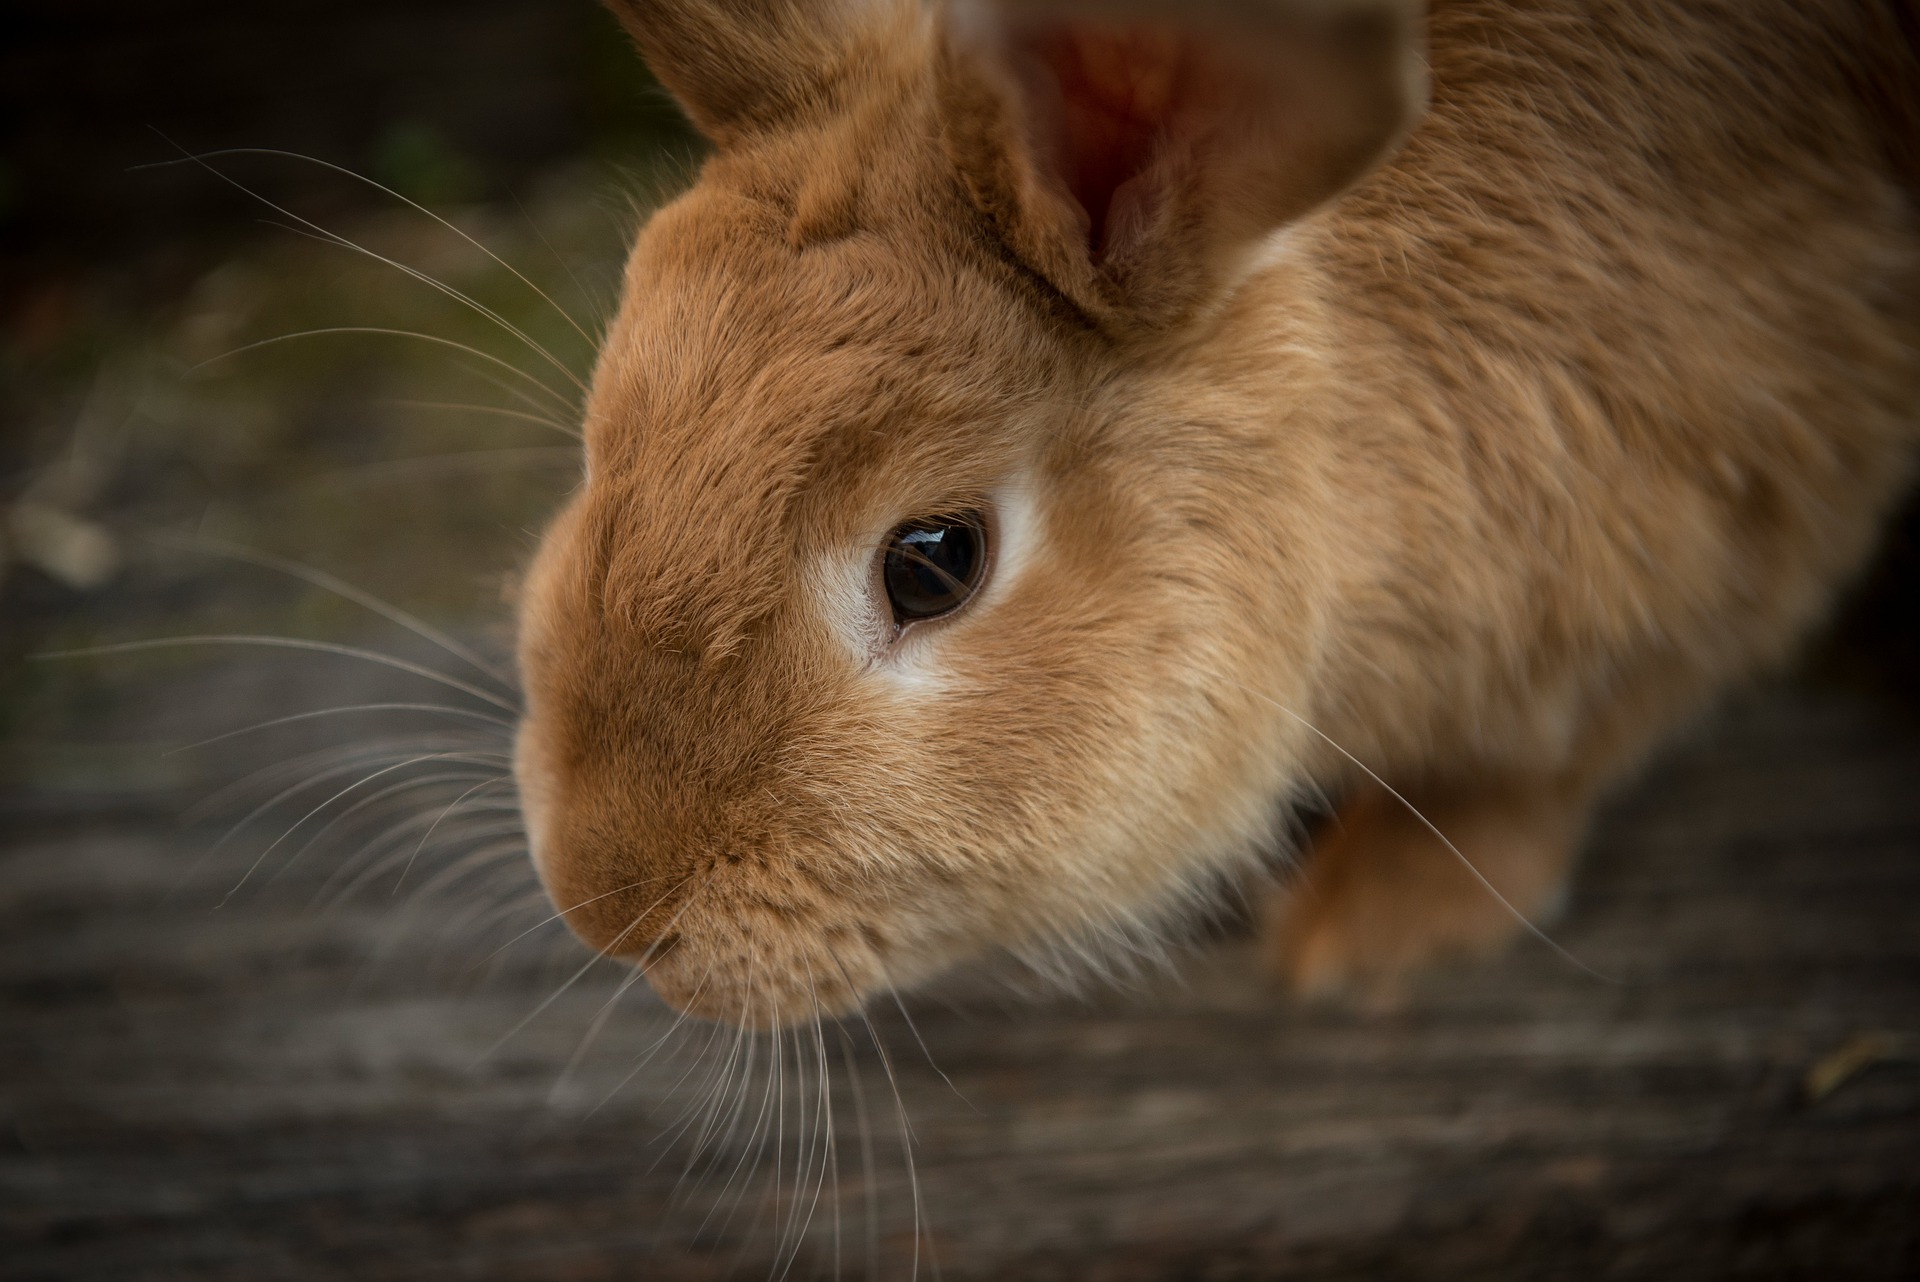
[2,665,1917,1281]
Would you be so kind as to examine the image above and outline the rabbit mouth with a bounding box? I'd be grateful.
[638,913,889,1030]
[517,762,905,1028]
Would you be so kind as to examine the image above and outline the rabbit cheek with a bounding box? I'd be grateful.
[510,716,558,896]
[512,622,900,1026]
[638,880,890,1028]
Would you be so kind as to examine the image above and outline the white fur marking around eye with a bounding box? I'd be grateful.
[884,477,1038,689]
[811,537,889,661]
[812,476,1042,693]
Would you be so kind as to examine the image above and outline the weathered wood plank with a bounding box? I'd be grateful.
[2,676,1916,1280]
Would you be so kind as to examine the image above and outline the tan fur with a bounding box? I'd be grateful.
[513,0,1920,1026]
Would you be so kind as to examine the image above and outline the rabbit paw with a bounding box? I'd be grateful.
[1264,780,1587,1004]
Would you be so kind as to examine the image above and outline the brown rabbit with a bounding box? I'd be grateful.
[511,0,1920,1025]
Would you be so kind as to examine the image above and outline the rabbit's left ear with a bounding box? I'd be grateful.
[937,0,1427,332]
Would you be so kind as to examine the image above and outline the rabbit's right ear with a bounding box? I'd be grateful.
[602,0,895,143]
[937,0,1426,333]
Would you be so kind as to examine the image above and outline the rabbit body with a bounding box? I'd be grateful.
[513,0,1920,1022]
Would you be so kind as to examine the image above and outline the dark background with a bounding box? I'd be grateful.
[2,4,1917,1279]
[2,0,688,284]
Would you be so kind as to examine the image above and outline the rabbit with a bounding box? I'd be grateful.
[510,0,1920,1026]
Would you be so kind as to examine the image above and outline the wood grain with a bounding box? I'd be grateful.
[3,672,1916,1280]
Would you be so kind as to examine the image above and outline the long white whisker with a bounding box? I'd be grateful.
[185,327,576,416]
[182,735,455,825]
[166,702,512,756]
[138,147,600,348]
[391,776,511,893]
[776,970,834,1281]
[296,768,507,897]
[253,214,590,399]
[148,534,517,689]
[836,1026,881,1281]
[477,874,678,966]
[828,947,924,1282]
[667,975,749,1188]
[508,185,600,331]
[448,358,579,425]
[398,845,540,943]
[700,963,783,1250]
[547,959,654,1106]
[647,972,743,1159]
[802,972,841,1282]
[382,401,580,436]
[222,750,477,904]
[311,445,581,491]
[37,636,518,713]
[588,961,717,1119]
[883,982,975,1113]
[475,867,710,1064]
[177,739,475,896]
[669,994,753,1215]
[1221,675,1618,984]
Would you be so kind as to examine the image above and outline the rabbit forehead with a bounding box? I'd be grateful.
[577,185,1059,655]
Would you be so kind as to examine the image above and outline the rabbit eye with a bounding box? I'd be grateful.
[882,512,988,625]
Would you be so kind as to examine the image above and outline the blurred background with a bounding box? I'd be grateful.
[3,2,1917,1278]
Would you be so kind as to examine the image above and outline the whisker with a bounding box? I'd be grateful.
[37,636,519,713]
[664,978,747,1187]
[836,1026,881,1281]
[381,400,580,437]
[138,146,601,348]
[548,959,654,1105]
[769,1022,805,1277]
[184,327,577,417]
[883,981,974,1114]
[507,185,601,336]
[474,866,710,1065]
[165,702,512,756]
[829,946,925,1282]
[146,534,518,689]
[177,738,478,896]
[293,768,508,898]
[222,750,481,904]
[251,214,590,398]
[645,974,742,1156]
[588,962,718,1119]
[775,981,833,1281]
[477,873,679,966]
[1220,674,1619,984]
[801,972,841,1282]
[763,1013,789,1275]
[308,446,581,492]
[700,963,783,1251]
[388,776,513,893]
[409,850,542,923]
[448,358,580,425]
[356,837,530,943]
[311,449,579,495]
[181,735,460,825]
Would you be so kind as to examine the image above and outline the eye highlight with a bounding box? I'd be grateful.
[881,511,988,627]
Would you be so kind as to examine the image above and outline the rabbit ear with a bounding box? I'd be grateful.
[938,0,1426,330]
[601,0,894,142]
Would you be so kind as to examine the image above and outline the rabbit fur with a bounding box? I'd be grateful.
[511,0,1920,1024]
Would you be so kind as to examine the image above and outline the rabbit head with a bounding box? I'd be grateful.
[513,0,1424,1026]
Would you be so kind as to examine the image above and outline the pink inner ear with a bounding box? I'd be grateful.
[1023,23,1216,260]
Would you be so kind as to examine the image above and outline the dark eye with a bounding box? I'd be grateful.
[882,511,988,625]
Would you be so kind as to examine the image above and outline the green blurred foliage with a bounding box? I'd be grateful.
[372,122,486,207]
